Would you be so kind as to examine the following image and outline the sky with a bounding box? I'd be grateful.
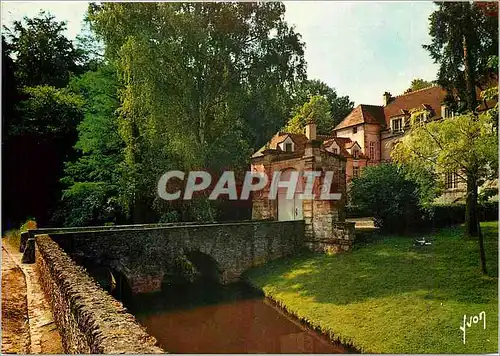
[1,1,440,106]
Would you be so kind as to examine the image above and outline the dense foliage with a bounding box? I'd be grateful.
[424,2,498,111]
[2,3,354,227]
[284,95,333,135]
[392,94,498,273]
[3,11,87,88]
[2,12,88,230]
[86,2,307,222]
[349,163,436,232]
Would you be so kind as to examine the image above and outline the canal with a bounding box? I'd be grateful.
[120,280,350,354]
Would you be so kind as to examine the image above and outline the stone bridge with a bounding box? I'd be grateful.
[26,220,305,294]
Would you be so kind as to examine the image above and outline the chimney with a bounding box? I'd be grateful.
[383,91,393,106]
[305,117,316,140]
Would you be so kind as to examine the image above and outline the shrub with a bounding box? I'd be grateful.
[349,163,425,232]
[425,201,498,228]
[3,219,37,250]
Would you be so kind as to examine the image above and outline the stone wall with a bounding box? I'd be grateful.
[305,221,356,254]
[35,234,164,354]
[250,140,355,254]
[38,220,304,294]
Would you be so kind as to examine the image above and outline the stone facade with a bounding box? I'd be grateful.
[34,234,164,354]
[251,122,356,253]
[32,220,304,294]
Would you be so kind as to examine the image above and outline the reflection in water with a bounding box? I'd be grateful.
[125,281,349,354]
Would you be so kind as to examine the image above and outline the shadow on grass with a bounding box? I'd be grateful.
[246,222,498,306]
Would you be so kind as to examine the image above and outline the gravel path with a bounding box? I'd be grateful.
[2,242,63,354]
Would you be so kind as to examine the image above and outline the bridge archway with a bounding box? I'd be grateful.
[184,250,222,284]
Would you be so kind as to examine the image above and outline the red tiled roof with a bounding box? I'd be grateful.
[333,104,386,130]
[321,136,368,159]
[383,86,447,125]
[252,131,309,158]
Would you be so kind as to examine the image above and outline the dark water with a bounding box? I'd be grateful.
[124,281,349,354]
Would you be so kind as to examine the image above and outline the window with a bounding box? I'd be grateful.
[353,166,359,178]
[332,148,338,154]
[391,118,403,133]
[416,111,428,123]
[353,126,357,134]
[352,149,359,159]
[369,142,375,160]
[445,172,458,189]
[284,142,293,152]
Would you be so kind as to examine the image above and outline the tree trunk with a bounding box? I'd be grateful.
[465,174,479,237]
[462,34,477,112]
[465,174,487,274]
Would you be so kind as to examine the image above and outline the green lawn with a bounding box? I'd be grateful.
[245,222,498,354]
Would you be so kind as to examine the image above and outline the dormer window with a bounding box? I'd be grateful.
[279,136,295,152]
[391,118,403,133]
[353,149,359,159]
[414,111,429,124]
[333,148,338,154]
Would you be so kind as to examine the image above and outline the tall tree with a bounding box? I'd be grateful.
[392,96,498,274]
[290,79,354,129]
[88,2,306,222]
[2,36,24,231]
[54,64,125,227]
[423,2,498,112]
[404,78,434,94]
[4,86,85,226]
[3,11,86,88]
[284,95,333,135]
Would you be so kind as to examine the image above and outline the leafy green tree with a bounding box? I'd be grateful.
[3,11,86,88]
[4,85,85,226]
[291,79,354,129]
[2,35,24,231]
[88,2,306,222]
[404,78,434,94]
[349,163,433,233]
[284,95,333,135]
[392,99,498,274]
[1,36,22,137]
[423,2,498,112]
[14,86,84,139]
[55,64,125,226]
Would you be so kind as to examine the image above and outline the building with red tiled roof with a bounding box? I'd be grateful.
[332,84,497,201]
[330,85,453,186]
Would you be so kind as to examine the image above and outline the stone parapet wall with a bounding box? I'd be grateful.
[305,221,356,254]
[36,220,305,294]
[35,234,164,354]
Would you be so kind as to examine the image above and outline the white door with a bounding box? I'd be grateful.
[278,191,295,221]
[277,169,304,221]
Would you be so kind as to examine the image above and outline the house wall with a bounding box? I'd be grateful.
[364,123,382,164]
[336,125,365,150]
[345,158,369,183]
[380,130,403,162]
